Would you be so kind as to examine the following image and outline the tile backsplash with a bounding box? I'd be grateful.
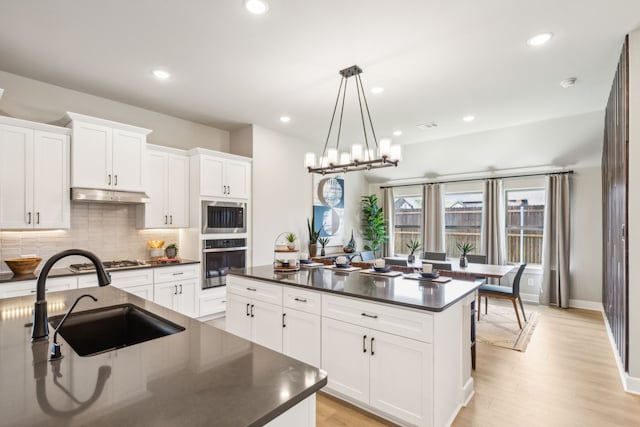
[0,203,180,272]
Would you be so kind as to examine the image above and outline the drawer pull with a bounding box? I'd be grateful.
[172,272,184,276]
[30,289,48,293]
[246,287,257,292]
[371,337,375,356]
[294,297,307,303]
[363,335,367,353]
[361,312,378,319]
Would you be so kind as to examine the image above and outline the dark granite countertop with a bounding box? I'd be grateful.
[0,286,326,426]
[229,265,481,312]
[0,259,200,284]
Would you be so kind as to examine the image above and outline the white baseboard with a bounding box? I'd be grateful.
[462,377,474,406]
[602,311,640,395]
[568,299,604,311]
[520,292,539,303]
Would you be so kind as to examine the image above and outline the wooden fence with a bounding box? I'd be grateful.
[393,205,544,263]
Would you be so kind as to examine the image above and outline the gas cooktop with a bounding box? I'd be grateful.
[68,260,147,272]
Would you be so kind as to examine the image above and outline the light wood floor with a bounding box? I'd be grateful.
[317,304,640,427]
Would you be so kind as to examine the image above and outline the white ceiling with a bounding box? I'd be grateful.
[0,0,638,156]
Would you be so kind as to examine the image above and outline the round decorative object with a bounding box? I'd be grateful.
[459,255,468,267]
[5,257,42,275]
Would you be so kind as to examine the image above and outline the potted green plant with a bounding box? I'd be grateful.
[456,242,474,267]
[361,195,388,257]
[307,217,320,257]
[285,232,297,250]
[165,243,178,259]
[406,239,422,264]
[318,237,330,256]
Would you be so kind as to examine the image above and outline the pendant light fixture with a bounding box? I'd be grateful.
[305,65,401,175]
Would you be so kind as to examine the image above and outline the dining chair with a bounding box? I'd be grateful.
[384,257,408,266]
[426,262,451,271]
[466,254,487,264]
[359,251,375,261]
[423,251,447,261]
[477,263,527,328]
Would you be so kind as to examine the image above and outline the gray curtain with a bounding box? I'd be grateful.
[422,184,445,252]
[541,174,571,307]
[482,179,506,265]
[382,187,394,257]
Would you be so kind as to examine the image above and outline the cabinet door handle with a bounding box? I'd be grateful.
[294,297,307,303]
[114,174,118,186]
[165,215,168,224]
[246,287,256,292]
[246,303,250,316]
[27,212,32,224]
[173,285,177,295]
[361,312,378,319]
[36,212,40,224]
[363,335,367,353]
[228,186,231,195]
[371,337,375,356]
[179,284,183,294]
[108,174,111,185]
[282,313,287,328]
[250,304,255,318]
[170,215,173,224]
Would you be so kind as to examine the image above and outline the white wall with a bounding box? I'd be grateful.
[627,29,640,379]
[0,70,230,151]
[251,125,369,266]
[230,125,253,157]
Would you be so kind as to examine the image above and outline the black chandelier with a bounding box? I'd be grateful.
[305,65,401,175]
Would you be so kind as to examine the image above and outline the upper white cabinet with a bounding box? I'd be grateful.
[137,145,189,228]
[189,149,251,200]
[64,112,151,192]
[0,118,70,230]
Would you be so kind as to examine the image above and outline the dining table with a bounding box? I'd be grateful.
[385,257,515,279]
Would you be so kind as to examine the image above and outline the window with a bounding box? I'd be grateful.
[444,193,482,258]
[393,194,422,255]
[506,189,545,265]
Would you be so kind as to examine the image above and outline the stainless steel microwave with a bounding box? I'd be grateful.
[202,201,247,234]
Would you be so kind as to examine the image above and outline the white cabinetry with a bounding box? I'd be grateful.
[64,112,150,192]
[0,118,70,230]
[110,269,154,301]
[137,145,189,228]
[226,276,283,352]
[189,149,251,199]
[0,276,78,299]
[153,264,198,317]
[282,287,321,367]
[321,294,434,427]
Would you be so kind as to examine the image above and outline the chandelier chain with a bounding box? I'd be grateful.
[357,74,380,152]
[321,77,345,160]
[336,77,348,153]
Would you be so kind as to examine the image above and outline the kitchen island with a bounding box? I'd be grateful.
[227,265,480,427]
[0,286,326,426]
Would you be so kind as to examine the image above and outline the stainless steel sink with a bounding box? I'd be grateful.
[49,303,185,357]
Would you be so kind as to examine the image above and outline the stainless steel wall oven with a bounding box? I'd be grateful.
[202,238,247,289]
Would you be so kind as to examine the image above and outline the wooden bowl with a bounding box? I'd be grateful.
[4,257,42,275]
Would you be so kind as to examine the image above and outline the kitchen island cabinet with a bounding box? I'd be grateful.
[227,265,479,427]
[0,286,326,426]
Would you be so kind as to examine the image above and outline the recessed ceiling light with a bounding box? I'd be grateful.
[370,86,384,94]
[393,130,402,136]
[152,69,170,80]
[244,0,269,14]
[417,122,438,130]
[527,33,553,46]
[463,115,475,122]
[560,77,578,88]
[280,116,291,123]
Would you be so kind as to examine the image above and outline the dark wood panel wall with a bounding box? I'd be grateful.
[602,36,629,369]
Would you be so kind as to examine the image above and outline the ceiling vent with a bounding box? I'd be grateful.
[417,122,438,130]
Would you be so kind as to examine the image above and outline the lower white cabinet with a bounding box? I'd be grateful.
[0,276,77,299]
[125,284,154,300]
[283,308,321,367]
[154,279,197,317]
[226,292,283,352]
